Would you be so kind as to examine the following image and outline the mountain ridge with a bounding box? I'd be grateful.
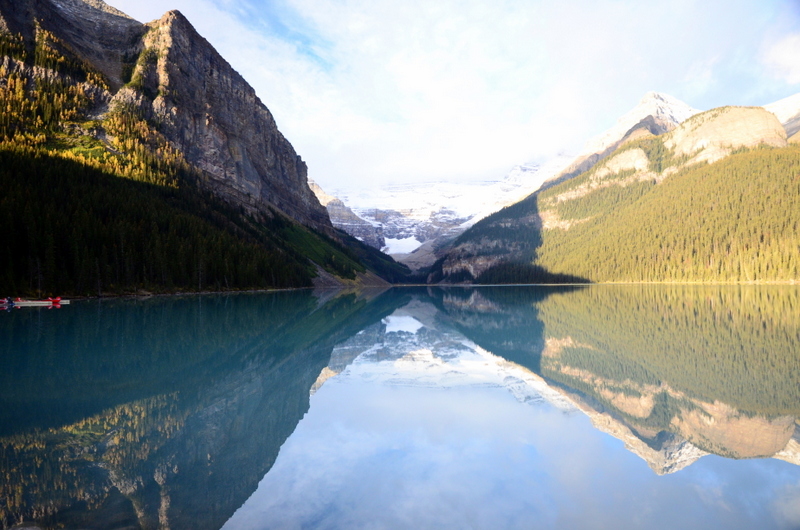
[551,91,700,185]
[432,98,799,284]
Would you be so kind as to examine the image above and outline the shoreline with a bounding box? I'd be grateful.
[14,279,800,302]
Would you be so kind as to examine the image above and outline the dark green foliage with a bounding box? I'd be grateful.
[537,145,800,282]
[617,135,688,174]
[476,262,589,284]
[554,176,651,221]
[0,147,318,295]
[33,29,105,86]
[453,193,541,250]
[1,25,404,290]
[125,47,158,99]
[439,191,589,284]
[435,284,800,448]
[0,32,28,63]
[454,141,800,283]
[276,221,365,280]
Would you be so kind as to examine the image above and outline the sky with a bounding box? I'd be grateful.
[104,0,800,190]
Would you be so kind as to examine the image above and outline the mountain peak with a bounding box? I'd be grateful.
[157,8,191,26]
[552,91,701,183]
[640,90,668,103]
[639,90,682,105]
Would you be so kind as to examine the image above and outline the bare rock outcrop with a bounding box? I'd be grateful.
[0,0,144,88]
[664,106,787,165]
[1,0,333,233]
[115,9,331,231]
[550,92,700,185]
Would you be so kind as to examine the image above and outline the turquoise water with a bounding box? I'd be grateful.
[2,286,799,529]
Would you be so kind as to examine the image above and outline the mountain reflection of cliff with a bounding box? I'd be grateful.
[434,285,800,474]
[0,290,405,530]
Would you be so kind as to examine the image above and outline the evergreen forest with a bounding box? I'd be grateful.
[535,144,800,282]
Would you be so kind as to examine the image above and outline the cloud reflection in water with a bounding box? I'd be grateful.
[224,297,800,530]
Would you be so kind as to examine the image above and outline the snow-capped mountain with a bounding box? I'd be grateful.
[312,155,572,266]
[764,91,800,138]
[309,179,386,249]
[310,300,708,475]
[555,91,701,182]
[312,91,702,268]
[312,299,577,409]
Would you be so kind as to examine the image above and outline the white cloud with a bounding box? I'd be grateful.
[763,33,800,84]
[105,0,800,190]
[771,483,800,528]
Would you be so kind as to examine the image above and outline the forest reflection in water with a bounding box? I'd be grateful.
[1,285,799,529]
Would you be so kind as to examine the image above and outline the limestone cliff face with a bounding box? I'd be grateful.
[111,10,330,231]
[664,106,786,165]
[0,0,332,233]
[551,92,700,185]
[0,0,143,89]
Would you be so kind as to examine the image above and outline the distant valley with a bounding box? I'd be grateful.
[311,156,571,269]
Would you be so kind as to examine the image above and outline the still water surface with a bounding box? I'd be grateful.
[1,286,799,529]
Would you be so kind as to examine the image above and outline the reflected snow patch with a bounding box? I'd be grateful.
[383,315,424,334]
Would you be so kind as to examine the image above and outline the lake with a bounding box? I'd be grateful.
[1,286,799,529]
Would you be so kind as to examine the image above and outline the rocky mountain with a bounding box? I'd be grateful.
[309,179,385,249]
[433,97,798,284]
[121,9,330,231]
[0,0,142,88]
[314,89,799,280]
[313,93,697,273]
[0,0,330,231]
[0,0,405,292]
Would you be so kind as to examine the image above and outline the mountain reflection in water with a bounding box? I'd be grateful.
[1,286,799,529]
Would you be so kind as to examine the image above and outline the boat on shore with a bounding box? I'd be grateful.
[1,297,70,308]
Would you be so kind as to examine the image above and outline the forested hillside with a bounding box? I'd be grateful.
[0,147,366,294]
[538,285,800,417]
[435,106,800,284]
[534,144,800,282]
